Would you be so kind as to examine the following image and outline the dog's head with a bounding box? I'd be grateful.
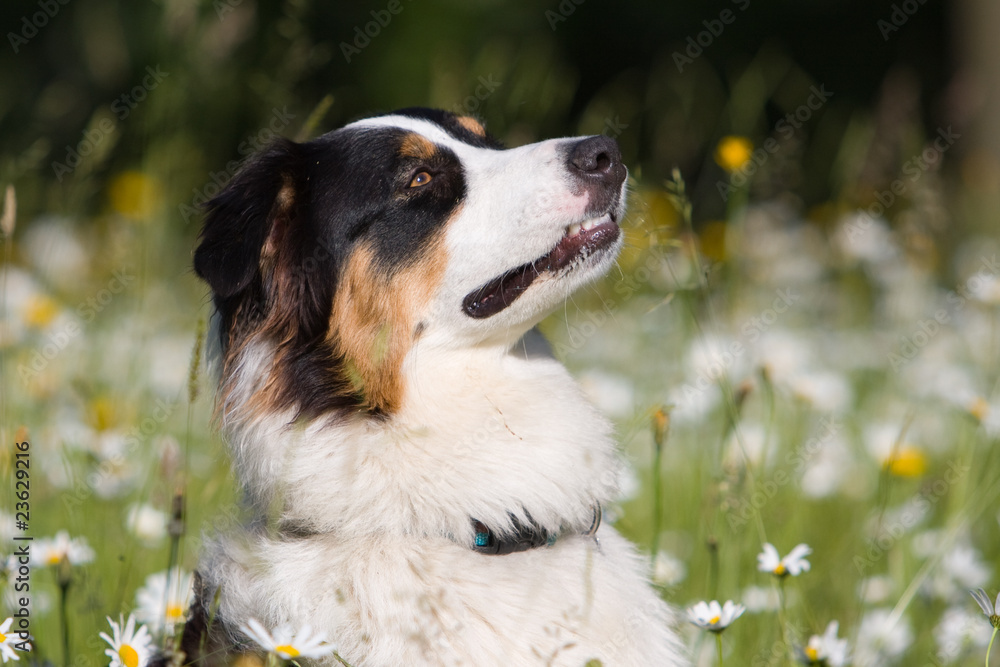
[195,107,626,417]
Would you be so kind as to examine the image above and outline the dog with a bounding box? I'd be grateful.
[185,108,687,666]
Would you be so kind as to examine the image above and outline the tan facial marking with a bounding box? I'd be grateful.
[399,133,437,160]
[455,116,486,137]
[330,242,446,414]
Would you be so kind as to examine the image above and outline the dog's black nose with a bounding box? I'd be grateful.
[567,135,625,188]
[565,136,626,215]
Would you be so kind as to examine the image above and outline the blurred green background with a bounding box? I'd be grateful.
[0,0,967,227]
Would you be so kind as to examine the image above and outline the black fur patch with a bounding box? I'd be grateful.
[194,109,473,418]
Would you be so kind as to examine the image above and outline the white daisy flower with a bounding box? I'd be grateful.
[32,531,94,567]
[0,616,27,662]
[134,567,193,636]
[926,544,992,602]
[854,608,913,666]
[758,542,812,577]
[100,614,153,667]
[934,605,990,661]
[687,600,746,633]
[125,503,168,546]
[741,584,781,613]
[800,620,850,666]
[857,575,894,605]
[652,551,687,587]
[787,369,852,414]
[971,588,1000,628]
[240,618,337,659]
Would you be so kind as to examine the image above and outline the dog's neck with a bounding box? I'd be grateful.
[220,339,623,545]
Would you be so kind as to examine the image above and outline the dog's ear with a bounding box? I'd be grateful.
[194,138,302,298]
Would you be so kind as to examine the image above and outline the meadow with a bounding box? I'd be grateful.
[1,1,999,665]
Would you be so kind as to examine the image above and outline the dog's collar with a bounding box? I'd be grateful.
[471,504,602,556]
[276,504,603,554]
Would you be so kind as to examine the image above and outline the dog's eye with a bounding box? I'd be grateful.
[409,171,433,188]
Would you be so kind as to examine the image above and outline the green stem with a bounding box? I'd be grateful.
[776,577,793,667]
[716,631,724,667]
[652,437,663,561]
[987,627,998,667]
[59,578,69,667]
[334,653,356,667]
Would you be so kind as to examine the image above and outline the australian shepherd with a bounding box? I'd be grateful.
[185,108,687,666]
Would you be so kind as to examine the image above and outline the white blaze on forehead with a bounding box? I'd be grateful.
[345,115,483,154]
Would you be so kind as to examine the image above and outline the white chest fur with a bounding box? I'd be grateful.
[203,345,688,665]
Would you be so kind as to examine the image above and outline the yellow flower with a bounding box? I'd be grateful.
[99,614,153,667]
[969,397,990,422]
[714,136,754,173]
[885,446,927,478]
[108,171,162,221]
[90,397,117,431]
[23,294,59,329]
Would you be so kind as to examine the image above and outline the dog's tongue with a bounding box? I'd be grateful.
[462,218,619,319]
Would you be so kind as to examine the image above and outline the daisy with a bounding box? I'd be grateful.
[934,605,990,662]
[741,585,781,613]
[240,618,337,659]
[134,567,193,636]
[969,589,1000,667]
[100,614,153,667]
[800,621,849,666]
[125,504,168,546]
[0,617,27,662]
[971,588,1000,628]
[854,608,913,666]
[32,531,94,567]
[687,600,746,633]
[758,543,812,577]
[925,544,991,602]
[652,551,687,587]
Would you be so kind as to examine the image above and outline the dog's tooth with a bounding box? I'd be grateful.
[581,218,597,231]
[568,223,582,237]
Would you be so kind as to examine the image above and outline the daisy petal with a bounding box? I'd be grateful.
[971,588,994,615]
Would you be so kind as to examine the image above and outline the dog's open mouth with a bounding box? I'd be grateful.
[462,212,621,319]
